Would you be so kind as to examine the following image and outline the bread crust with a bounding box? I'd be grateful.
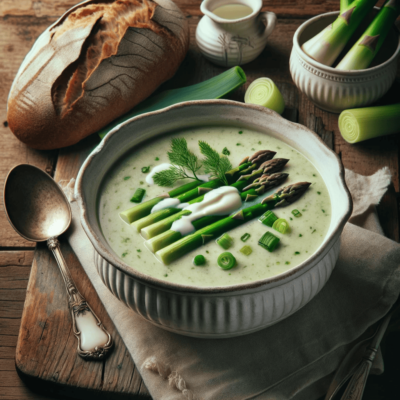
[7,0,189,150]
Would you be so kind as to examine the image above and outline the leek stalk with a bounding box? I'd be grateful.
[341,0,352,12]
[302,0,378,66]
[339,103,400,143]
[244,78,285,114]
[337,0,400,70]
[99,66,246,138]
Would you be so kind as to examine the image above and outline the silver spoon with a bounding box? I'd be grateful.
[4,164,113,361]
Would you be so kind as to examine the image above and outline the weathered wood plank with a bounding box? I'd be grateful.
[15,241,150,399]
[0,318,22,336]
[0,16,58,248]
[0,359,17,371]
[0,0,392,19]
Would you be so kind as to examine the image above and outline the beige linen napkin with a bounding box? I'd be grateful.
[64,167,400,400]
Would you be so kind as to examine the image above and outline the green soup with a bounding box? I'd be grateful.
[99,126,331,287]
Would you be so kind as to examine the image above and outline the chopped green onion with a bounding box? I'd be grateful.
[155,157,159,161]
[217,252,236,270]
[99,67,247,138]
[216,233,234,250]
[272,218,290,234]
[222,147,230,156]
[130,188,146,203]
[244,77,285,114]
[258,232,280,252]
[123,176,131,180]
[292,209,302,218]
[141,166,150,173]
[240,245,252,256]
[339,104,400,144]
[193,255,206,266]
[240,233,251,242]
[259,210,278,227]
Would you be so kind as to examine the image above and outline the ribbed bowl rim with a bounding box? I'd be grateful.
[75,100,352,294]
[292,10,400,77]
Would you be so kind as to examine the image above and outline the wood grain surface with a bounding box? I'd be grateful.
[0,1,399,400]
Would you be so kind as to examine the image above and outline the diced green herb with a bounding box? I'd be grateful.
[124,176,131,180]
[322,209,325,213]
[155,157,160,161]
[259,210,278,227]
[141,166,150,173]
[240,245,253,256]
[122,252,128,257]
[258,232,280,252]
[137,249,141,252]
[295,251,300,255]
[216,233,234,250]
[312,229,316,234]
[236,143,241,146]
[217,252,236,270]
[222,147,230,156]
[240,233,251,242]
[193,255,206,266]
[199,141,233,185]
[285,261,290,265]
[292,209,302,218]
[130,188,146,203]
[299,234,303,237]
[238,130,243,134]
[272,218,290,234]
[317,191,321,195]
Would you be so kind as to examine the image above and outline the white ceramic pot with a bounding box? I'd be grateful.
[75,100,352,338]
[196,0,276,67]
[290,11,400,113]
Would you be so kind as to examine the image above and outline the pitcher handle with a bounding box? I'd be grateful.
[259,11,277,39]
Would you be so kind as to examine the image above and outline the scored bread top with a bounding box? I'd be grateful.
[7,0,189,150]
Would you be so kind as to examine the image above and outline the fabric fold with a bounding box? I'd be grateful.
[63,167,400,400]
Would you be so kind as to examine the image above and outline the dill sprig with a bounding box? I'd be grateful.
[199,141,232,185]
[153,138,202,187]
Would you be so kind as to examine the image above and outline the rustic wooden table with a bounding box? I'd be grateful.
[1,1,399,400]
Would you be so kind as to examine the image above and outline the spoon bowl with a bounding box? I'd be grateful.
[4,164,71,242]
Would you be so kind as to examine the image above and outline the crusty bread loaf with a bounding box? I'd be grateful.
[7,0,189,150]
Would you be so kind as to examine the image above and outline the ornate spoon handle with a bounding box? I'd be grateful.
[47,237,113,360]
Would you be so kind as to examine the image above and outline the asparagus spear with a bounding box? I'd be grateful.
[120,161,252,224]
[156,182,311,265]
[131,151,277,231]
[139,158,287,238]
[145,173,289,253]
[139,179,254,238]
[337,0,400,70]
[302,0,378,66]
[236,158,289,183]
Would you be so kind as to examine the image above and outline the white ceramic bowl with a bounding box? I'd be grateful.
[290,11,400,113]
[75,100,352,338]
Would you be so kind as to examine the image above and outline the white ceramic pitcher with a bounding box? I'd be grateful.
[196,0,277,67]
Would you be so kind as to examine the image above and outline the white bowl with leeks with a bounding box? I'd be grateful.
[290,10,400,113]
[75,100,352,338]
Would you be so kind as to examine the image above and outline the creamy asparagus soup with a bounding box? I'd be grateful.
[99,126,331,287]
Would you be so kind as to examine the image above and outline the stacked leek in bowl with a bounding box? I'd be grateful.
[302,0,400,70]
[301,0,400,143]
